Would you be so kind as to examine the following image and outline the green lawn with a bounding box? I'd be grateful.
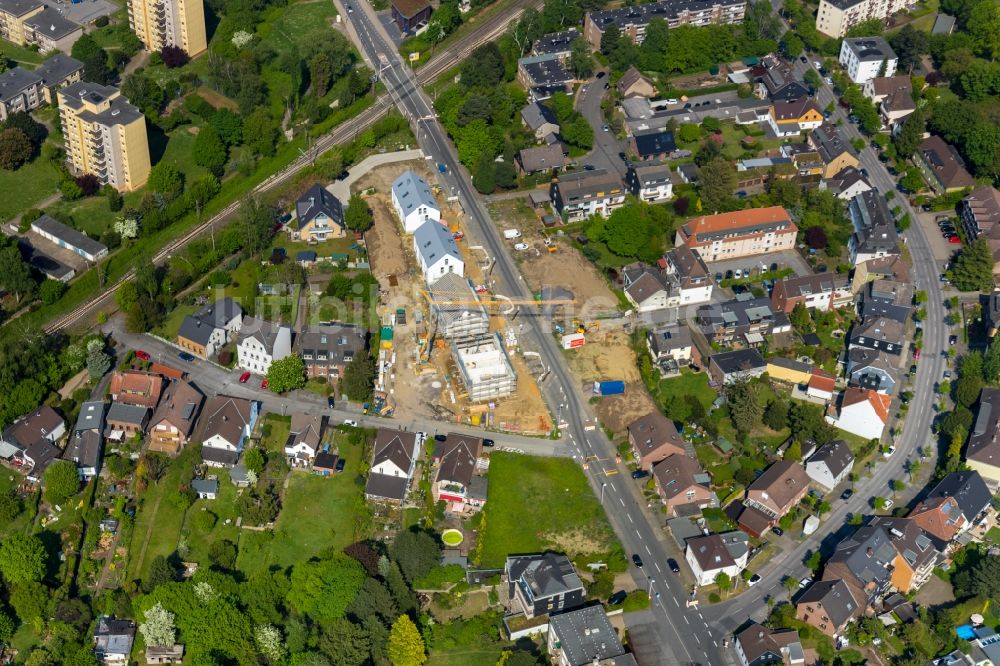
[223,258,264,311]
[158,128,210,181]
[181,469,242,564]
[237,424,369,576]
[656,371,717,411]
[0,40,44,66]
[157,303,198,340]
[126,448,198,582]
[259,0,339,115]
[427,649,509,666]
[0,156,61,223]
[271,234,358,261]
[476,453,620,568]
[46,195,120,238]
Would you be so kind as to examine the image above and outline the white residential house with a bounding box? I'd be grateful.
[839,37,897,84]
[284,413,324,465]
[391,169,441,233]
[805,440,855,491]
[413,219,464,287]
[825,387,891,441]
[663,246,713,305]
[199,396,259,468]
[685,533,748,586]
[236,316,292,375]
[365,428,420,503]
[626,163,674,203]
[623,264,675,314]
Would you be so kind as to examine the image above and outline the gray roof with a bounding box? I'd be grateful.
[925,471,992,523]
[548,606,627,665]
[932,13,956,34]
[521,101,559,131]
[518,53,573,87]
[710,348,766,375]
[586,0,744,33]
[798,579,860,628]
[201,446,239,466]
[59,81,143,126]
[191,478,218,495]
[298,323,365,365]
[413,219,462,270]
[178,297,243,345]
[847,347,900,391]
[827,524,896,590]
[518,144,565,173]
[646,324,692,356]
[392,169,438,216]
[365,472,409,501]
[630,162,673,186]
[0,66,42,105]
[105,402,148,428]
[74,400,105,432]
[237,316,288,354]
[508,552,584,600]
[807,440,854,477]
[427,272,488,329]
[843,37,896,63]
[93,617,135,658]
[63,429,101,469]
[23,7,82,40]
[850,190,899,257]
[295,183,344,229]
[533,29,579,55]
[35,54,83,88]
[0,0,42,16]
[810,124,853,164]
[32,214,107,258]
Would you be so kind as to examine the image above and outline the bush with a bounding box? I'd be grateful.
[160,45,189,68]
[708,592,721,603]
[94,15,109,27]
[75,174,101,196]
[192,510,216,531]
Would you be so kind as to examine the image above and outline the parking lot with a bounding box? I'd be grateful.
[915,209,961,268]
[45,0,116,26]
[704,249,813,282]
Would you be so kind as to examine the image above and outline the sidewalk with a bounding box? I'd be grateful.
[327,148,425,201]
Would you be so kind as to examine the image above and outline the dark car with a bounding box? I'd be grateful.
[736,190,747,199]
[771,527,784,537]
[483,438,495,447]
[860,168,869,178]
[335,170,350,181]
[770,262,778,272]
[725,270,734,280]
[949,335,958,345]
[434,434,447,442]
[841,488,854,500]
[715,272,723,281]
[800,55,808,63]
[178,351,195,363]
[335,458,346,472]
[608,590,627,606]
[618,152,628,162]
[668,558,680,573]
[887,166,899,176]
[596,71,606,79]
[327,396,335,409]
[632,553,644,568]
[631,469,649,479]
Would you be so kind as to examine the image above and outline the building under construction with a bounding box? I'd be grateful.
[428,272,489,340]
[452,333,517,402]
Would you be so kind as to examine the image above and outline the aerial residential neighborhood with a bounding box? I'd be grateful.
[0,0,999,660]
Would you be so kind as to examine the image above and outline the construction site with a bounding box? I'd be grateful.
[357,162,554,434]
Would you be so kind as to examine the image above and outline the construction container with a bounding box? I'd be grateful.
[561,333,586,349]
[593,380,625,396]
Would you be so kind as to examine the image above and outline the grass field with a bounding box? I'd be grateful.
[656,371,717,411]
[428,649,508,666]
[476,453,619,568]
[182,469,242,564]
[237,425,369,575]
[157,303,199,340]
[158,128,211,182]
[46,196,120,239]
[0,471,34,538]
[0,40,44,66]
[259,0,339,115]
[0,157,61,223]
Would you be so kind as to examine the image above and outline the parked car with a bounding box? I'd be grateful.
[178,352,195,363]
[883,499,895,510]
[949,335,958,345]
[725,270,734,280]
[666,98,679,105]
[239,371,251,383]
[335,170,350,181]
[668,558,680,573]
[135,350,151,361]
[260,379,268,390]
[798,577,813,589]
[327,396,335,409]
[841,488,854,500]
[344,419,359,427]
[596,71,606,79]
[800,55,808,63]
[631,469,649,479]
[434,433,447,442]
[748,573,761,586]
[584,164,595,171]
[618,151,628,162]
[948,236,962,244]
[483,438,495,447]
[771,527,784,536]
[602,124,609,132]
[632,553,644,568]
[883,445,896,458]
[608,590,627,606]
[715,272,723,281]
[514,243,529,251]
[335,458,346,472]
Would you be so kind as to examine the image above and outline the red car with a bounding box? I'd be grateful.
[948,236,962,244]
[260,379,269,390]
[912,347,921,361]
[239,371,251,383]
[135,350,151,361]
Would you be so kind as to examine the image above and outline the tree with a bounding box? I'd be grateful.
[387,615,426,666]
[86,341,111,380]
[244,448,265,476]
[495,160,517,189]
[71,34,111,85]
[804,226,828,250]
[121,72,165,116]
[0,128,32,170]
[714,572,732,594]
[954,554,1000,599]
[0,533,46,584]
[0,243,33,303]
[890,25,929,71]
[309,51,336,97]
[782,576,798,600]
[781,33,804,58]
[255,624,286,662]
[678,123,700,143]
[0,491,21,522]
[569,38,593,78]
[698,158,736,212]
[390,529,441,582]
[288,555,367,622]
[143,555,176,592]
[147,162,185,198]
[473,153,496,194]
[764,400,788,431]
[2,112,46,151]
[43,460,80,506]
[209,110,243,147]
[265,355,306,393]
[347,577,397,624]
[561,116,593,151]
[900,167,925,193]
[243,108,279,157]
[461,42,505,89]
[160,45,189,68]
[725,378,765,435]
[956,375,984,408]
[952,238,994,292]
[193,126,228,175]
[139,602,176,647]
[208,540,238,570]
[341,354,375,401]
[0,610,14,644]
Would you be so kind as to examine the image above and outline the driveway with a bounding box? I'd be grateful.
[576,73,627,178]
[704,249,813,281]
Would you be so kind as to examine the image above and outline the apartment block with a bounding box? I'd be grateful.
[584,0,746,49]
[58,81,151,192]
[816,0,908,38]
[127,0,207,57]
[0,54,82,120]
[674,206,797,261]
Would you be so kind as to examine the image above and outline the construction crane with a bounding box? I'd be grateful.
[419,289,576,308]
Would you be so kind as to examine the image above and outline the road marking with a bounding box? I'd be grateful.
[655,562,662,572]
[636,531,642,540]
[627,514,633,523]
[644,544,651,555]
[675,598,681,608]
[694,634,701,645]
[619,497,625,506]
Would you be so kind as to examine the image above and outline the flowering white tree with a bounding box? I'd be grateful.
[139,603,175,647]
[232,30,254,49]
[193,581,218,604]
[255,624,286,662]
[113,215,139,239]
[245,468,258,486]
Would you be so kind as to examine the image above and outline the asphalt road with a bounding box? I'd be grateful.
[576,75,628,177]
[338,4,730,665]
